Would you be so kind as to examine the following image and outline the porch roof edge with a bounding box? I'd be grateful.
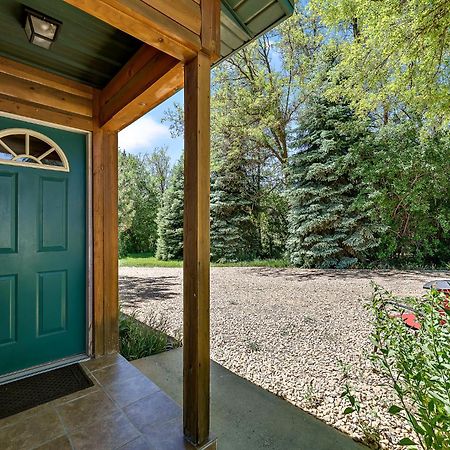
[216,0,295,66]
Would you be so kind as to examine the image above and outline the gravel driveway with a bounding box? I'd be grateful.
[119,267,446,449]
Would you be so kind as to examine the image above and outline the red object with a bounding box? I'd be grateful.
[401,313,422,330]
[390,284,450,331]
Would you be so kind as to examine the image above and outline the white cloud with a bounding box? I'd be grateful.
[118,115,170,153]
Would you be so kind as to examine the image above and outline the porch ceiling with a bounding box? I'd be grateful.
[0,0,141,88]
[0,0,293,89]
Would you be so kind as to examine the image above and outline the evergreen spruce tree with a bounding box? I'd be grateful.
[210,149,258,262]
[287,98,379,268]
[156,157,184,260]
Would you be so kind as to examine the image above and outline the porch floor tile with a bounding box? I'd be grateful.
[133,348,369,450]
[0,354,209,450]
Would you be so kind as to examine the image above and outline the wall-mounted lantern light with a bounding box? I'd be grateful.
[24,8,62,50]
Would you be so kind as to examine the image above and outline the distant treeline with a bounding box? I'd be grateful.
[119,1,450,268]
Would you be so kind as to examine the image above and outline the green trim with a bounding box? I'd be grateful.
[277,0,295,15]
[216,0,295,66]
[221,0,254,38]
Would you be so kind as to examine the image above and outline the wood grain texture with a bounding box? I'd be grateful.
[201,0,221,60]
[103,131,119,353]
[0,56,94,99]
[140,0,201,35]
[0,96,93,131]
[92,94,105,356]
[100,46,181,130]
[183,51,211,446]
[102,63,183,131]
[0,73,92,118]
[100,46,160,105]
[64,0,200,61]
[0,56,93,130]
[92,92,119,356]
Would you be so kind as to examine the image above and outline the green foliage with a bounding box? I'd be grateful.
[131,0,449,269]
[310,0,450,127]
[341,384,382,449]
[119,312,169,361]
[287,97,380,268]
[210,147,259,262]
[147,146,171,196]
[259,190,289,259]
[353,125,450,265]
[118,150,159,258]
[156,157,184,260]
[367,286,450,449]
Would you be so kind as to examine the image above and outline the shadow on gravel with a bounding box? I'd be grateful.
[119,275,179,308]
[247,267,448,282]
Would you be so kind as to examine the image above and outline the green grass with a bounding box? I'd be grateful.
[120,254,183,268]
[212,258,290,268]
[119,253,290,268]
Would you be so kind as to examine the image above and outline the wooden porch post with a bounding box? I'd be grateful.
[92,92,119,356]
[183,51,212,447]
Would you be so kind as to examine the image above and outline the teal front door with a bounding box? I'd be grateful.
[0,116,87,377]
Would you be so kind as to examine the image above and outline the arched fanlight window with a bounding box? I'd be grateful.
[0,128,69,172]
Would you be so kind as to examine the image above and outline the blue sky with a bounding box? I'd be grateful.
[118,90,184,165]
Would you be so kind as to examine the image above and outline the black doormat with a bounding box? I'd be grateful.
[0,364,94,419]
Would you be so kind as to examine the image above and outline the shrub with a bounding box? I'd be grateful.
[367,286,450,449]
[119,312,180,361]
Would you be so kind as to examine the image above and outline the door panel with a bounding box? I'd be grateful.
[0,275,16,346]
[0,173,17,253]
[39,177,68,252]
[37,270,67,336]
[0,116,87,377]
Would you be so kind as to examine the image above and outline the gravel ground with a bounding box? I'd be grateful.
[119,267,446,449]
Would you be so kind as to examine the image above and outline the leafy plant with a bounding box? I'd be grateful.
[341,383,382,449]
[119,312,180,361]
[367,286,450,449]
[352,125,450,267]
[337,359,352,380]
[303,380,324,409]
[310,0,450,127]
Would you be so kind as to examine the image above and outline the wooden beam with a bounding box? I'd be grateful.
[100,46,159,104]
[0,56,93,131]
[92,92,119,356]
[0,96,93,131]
[100,46,183,131]
[140,0,201,35]
[64,0,201,61]
[0,73,92,118]
[0,56,94,100]
[183,51,211,447]
[201,0,221,61]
